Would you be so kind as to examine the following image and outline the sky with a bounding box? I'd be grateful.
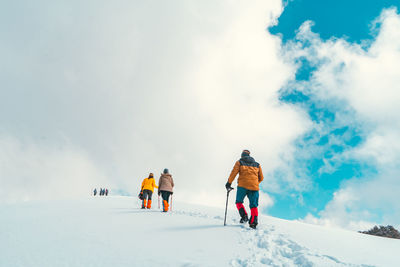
[268,0,400,230]
[1,0,400,230]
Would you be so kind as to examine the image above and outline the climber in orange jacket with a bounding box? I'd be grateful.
[140,173,158,209]
[226,149,264,229]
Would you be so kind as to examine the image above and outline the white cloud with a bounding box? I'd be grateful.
[259,191,275,210]
[287,8,400,229]
[0,135,111,203]
[0,1,310,206]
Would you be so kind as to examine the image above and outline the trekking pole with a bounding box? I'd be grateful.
[170,194,173,212]
[224,187,234,226]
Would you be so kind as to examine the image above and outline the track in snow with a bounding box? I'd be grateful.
[175,208,369,267]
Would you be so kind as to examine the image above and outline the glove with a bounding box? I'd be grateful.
[158,192,161,196]
[225,182,232,190]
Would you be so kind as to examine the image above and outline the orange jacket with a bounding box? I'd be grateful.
[228,156,264,191]
[141,178,158,192]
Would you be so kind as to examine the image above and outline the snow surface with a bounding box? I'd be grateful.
[1,196,399,267]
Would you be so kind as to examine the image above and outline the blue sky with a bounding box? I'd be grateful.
[265,0,400,222]
[270,0,400,43]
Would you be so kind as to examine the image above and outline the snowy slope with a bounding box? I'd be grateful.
[1,196,399,267]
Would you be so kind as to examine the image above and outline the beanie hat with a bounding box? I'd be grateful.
[163,168,169,174]
[241,150,250,158]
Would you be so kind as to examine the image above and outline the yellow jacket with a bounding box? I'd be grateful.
[141,178,158,192]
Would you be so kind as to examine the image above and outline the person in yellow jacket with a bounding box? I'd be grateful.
[140,173,158,209]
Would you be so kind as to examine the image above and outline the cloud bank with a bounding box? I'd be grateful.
[0,1,310,205]
[4,1,398,230]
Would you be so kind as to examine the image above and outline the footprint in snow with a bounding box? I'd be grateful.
[180,261,199,267]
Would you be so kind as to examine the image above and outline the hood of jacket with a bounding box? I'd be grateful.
[240,155,255,164]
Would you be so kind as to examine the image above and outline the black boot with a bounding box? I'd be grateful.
[240,214,249,223]
[249,216,258,229]
[238,208,249,223]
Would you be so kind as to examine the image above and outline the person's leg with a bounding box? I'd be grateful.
[147,191,153,209]
[142,190,149,208]
[235,187,248,222]
[161,191,169,212]
[247,190,259,228]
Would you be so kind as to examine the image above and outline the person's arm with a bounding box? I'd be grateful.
[153,179,158,189]
[228,161,240,184]
[140,179,145,191]
[258,165,264,183]
[171,177,174,188]
[158,178,162,194]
